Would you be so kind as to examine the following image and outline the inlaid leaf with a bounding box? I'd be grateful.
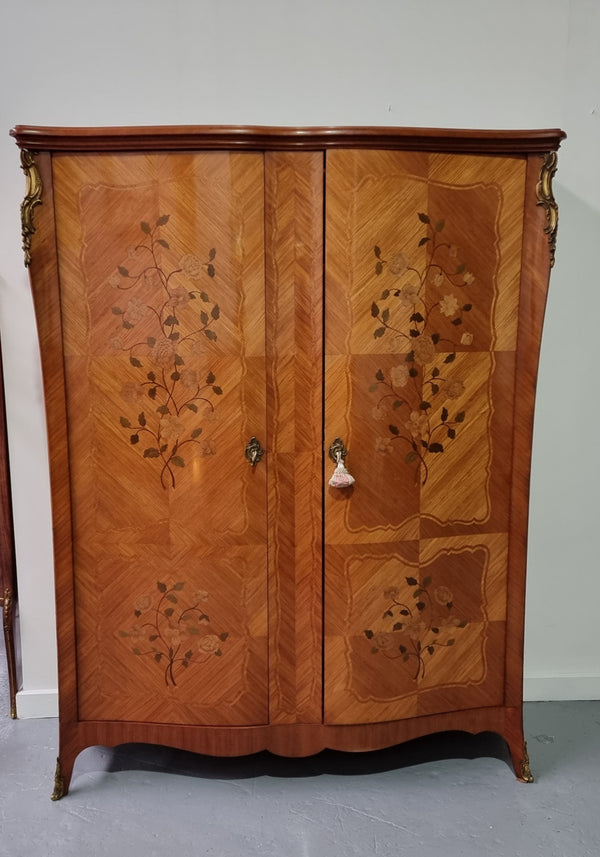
[406,577,418,586]
[371,302,380,318]
[456,263,466,275]
[409,367,418,378]
[147,337,156,348]
[374,245,381,258]
[419,401,430,410]
[410,312,424,323]
[382,308,390,323]
[418,212,430,224]
[444,352,456,364]
[156,214,170,226]
[441,407,448,422]
[399,645,407,654]
[455,411,466,423]
[157,405,170,415]
[200,292,210,302]
[418,236,430,246]
[375,369,385,381]
[112,306,123,315]
[207,264,215,278]
[389,424,399,436]
[132,647,142,655]
[405,451,418,464]
[156,239,170,249]
[118,266,130,277]
[148,387,157,399]
[157,581,167,592]
[174,354,184,365]
[364,629,374,639]
[427,645,435,655]
[186,403,198,413]
[164,607,175,616]
[435,219,445,232]
[211,305,220,320]
[212,386,223,395]
[381,289,390,299]
[147,371,156,382]
[171,372,181,381]
[431,384,439,394]
[463,303,472,311]
[375,261,383,275]
[447,428,456,439]
[452,317,462,326]
[204,329,217,341]
[172,456,185,467]
[429,442,444,453]
[393,622,403,631]
[393,400,404,409]
[400,609,410,616]
[166,594,178,604]
[154,653,162,663]
[191,428,203,438]
[409,329,420,338]
[144,448,160,458]
[164,315,179,327]
[219,632,229,641]
[138,412,146,426]
[141,221,151,234]
[208,248,216,260]
[374,327,386,338]
[431,333,440,344]
[130,434,139,445]
[422,576,432,588]
[120,416,131,427]
[447,638,455,646]
[130,356,142,368]
[432,367,440,377]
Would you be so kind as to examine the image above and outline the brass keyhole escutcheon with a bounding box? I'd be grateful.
[245,437,265,466]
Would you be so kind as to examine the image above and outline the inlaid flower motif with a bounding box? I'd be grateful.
[198,634,221,653]
[433,271,445,287]
[108,272,121,288]
[390,364,410,388]
[167,285,190,308]
[463,271,475,284]
[412,334,436,364]
[135,594,153,612]
[461,331,474,346]
[110,336,125,351]
[151,338,178,367]
[364,573,468,681]
[439,294,459,317]
[374,632,395,651]
[159,415,185,441]
[389,252,410,275]
[445,380,465,399]
[372,405,385,421]
[434,585,453,605]
[200,439,217,457]
[180,368,201,390]
[405,411,428,439]
[375,436,393,454]
[399,283,420,307]
[124,297,148,324]
[120,581,229,687]
[180,254,204,279]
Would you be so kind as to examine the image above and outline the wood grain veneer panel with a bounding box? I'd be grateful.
[52,151,268,725]
[265,151,324,723]
[324,149,527,723]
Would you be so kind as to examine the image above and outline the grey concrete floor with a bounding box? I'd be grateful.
[1,633,599,857]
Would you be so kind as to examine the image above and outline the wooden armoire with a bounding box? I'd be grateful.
[10,124,565,797]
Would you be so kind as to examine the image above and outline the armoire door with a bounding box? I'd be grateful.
[51,150,269,726]
[323,148,525,724]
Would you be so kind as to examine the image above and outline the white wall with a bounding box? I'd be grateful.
[0,0,596,717]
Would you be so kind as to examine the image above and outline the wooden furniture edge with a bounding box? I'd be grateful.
[10,124,566,153]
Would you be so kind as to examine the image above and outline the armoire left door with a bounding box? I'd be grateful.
[51,150,269,726]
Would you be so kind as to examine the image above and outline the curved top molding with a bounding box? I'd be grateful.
[10,124,566,154]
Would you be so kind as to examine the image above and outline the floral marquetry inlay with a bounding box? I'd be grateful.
[370,212,475,485]
[119,580,229,687]
[108,215,223,489]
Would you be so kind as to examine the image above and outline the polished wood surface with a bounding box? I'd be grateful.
[14,126,564,794]
[0,347,18,718]
[11,125,565,154]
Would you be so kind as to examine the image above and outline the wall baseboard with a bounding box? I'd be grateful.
[524,674,600,702]
[16,688,58,719]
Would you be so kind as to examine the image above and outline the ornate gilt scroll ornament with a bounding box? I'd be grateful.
[536,151,559,268]
[19,149,43,267]
[51,757,66,801]
[520,741,534,783]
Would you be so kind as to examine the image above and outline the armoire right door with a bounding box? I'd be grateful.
[323,148,525,724]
